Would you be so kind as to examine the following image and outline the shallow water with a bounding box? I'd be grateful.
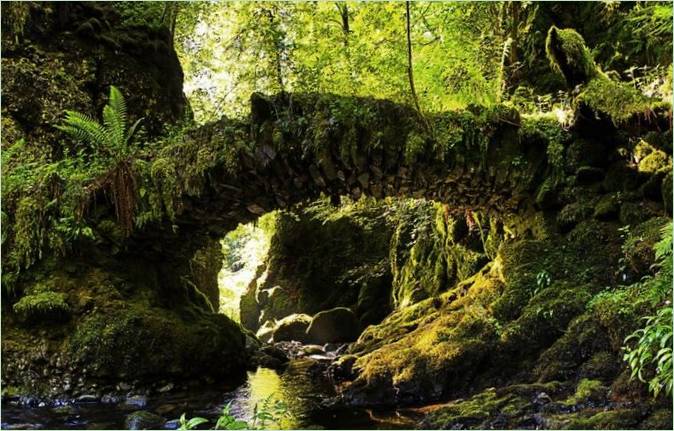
[1,359,420,429]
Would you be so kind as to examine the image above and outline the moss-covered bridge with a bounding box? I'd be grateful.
[149,91,667,237]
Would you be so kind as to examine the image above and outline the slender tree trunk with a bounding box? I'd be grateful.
[336,2,355,93]
[405,1,429,132]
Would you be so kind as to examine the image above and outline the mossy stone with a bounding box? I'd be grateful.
[593,194,620,220]
[306,307,360,344]
[125,411,166,430]
[271,313,312,343]
[13,291,70,323]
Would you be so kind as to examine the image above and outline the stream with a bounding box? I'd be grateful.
[1,358,420,430]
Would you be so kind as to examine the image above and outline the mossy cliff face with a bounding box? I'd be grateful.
[1,2,247,401]
[1,1,186,148]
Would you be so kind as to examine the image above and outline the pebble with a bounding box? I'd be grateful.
[158,383,174,393]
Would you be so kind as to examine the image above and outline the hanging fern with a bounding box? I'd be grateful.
[57,86,143,235]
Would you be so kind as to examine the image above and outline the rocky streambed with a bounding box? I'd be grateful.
[1,341,421,430]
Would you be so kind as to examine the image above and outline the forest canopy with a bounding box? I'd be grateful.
[114,1,674,122]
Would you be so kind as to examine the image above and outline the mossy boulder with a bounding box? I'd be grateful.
[271,314,312,343]
[593,194,620,220]
[565,378,609,405]
[306,307,360,344]
[70,304,247,381]
[125,411,166,430]
[638,148,670,174]
[12,291,70,323]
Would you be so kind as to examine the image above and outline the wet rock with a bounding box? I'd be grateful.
[255,321,275,344]
[272,314,312,343]
[76,394,98,403]
[155,404,178,416]
[162,419,180,430]
[125,411,166,430]
[4,423,45,430]
[101,394,121,404]
[306,307,360,344]
[157,383,174,393]
[254,345,289,370]
[301,345,325,356]
[123,395,148,409]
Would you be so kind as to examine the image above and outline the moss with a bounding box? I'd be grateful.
[589,286,652,351]
[565,378,608,405]
[351,265,503,402]
[69,303,246,381]
[552,408,643,429]
[12,291,70,323]
[578,351,621,382]
[622,217,670,278]
[423,387,532,429]
[557,202,593,232]
[577,78,670,125]
[663,171,672,215]
[639,408,673,429]
[638,149,671,174]
[593,194,620,220]
[545,26,599,87]
[499,282,594,357]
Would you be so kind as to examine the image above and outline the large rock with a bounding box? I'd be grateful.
[125,411,166,430]
[272,314,312,343]
[306,307,360,344]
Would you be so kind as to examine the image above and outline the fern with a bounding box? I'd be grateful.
[623,222,673,398]
[57,86,142,159]
[57,86,143,234]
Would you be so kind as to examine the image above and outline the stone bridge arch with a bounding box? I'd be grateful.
[165,93,551,234]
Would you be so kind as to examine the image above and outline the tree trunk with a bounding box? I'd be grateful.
[405,1,429,132]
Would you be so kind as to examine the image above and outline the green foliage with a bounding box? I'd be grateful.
[1,87,146,291]
[622,222,673,398]
[57,86,142,160]
[176,2,503,122]
[177,395,290,430]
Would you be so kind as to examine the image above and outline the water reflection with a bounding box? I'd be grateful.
[225,359,334,429]
[1,359,419,430]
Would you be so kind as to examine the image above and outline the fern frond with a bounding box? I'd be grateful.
[103,105,125,151]
[58,111,110,148]
[126,118,144,144]
[108,86,127,131]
